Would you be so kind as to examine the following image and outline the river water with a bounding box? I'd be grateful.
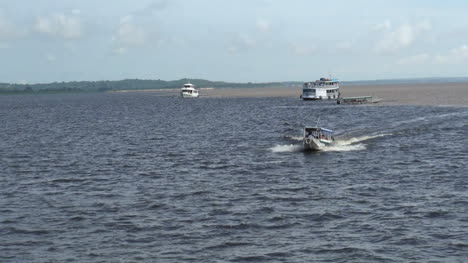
[1,93,467,262]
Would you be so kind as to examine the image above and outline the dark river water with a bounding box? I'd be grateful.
[1,93,467,262]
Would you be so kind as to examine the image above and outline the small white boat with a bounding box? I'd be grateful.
[303,127,334,151]
[180,83,199,98]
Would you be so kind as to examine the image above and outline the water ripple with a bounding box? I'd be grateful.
[0,94,467,262]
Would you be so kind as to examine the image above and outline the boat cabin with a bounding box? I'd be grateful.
[302,78,340,100]
[180,83,199,97]
[181,89,198,94]
[304,127,334,141]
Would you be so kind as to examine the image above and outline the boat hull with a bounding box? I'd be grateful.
[302,95,338,101]
[181,93,199,98]
[303,137,333,151]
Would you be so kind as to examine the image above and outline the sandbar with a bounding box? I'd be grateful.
[119,82,468,106]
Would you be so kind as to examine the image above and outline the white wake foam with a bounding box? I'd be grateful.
[284,135,303,141]
[321,143,366,152]
[270,144,303,153]
[272,133,391,153]
[321,133,391,152]
[334,133,391,146]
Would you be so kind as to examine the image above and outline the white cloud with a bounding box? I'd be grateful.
[290,43,316,56]
[0,42,10,49]
[120,15,133,24]
[373,19,392,31]
[134,0,170,16]
[35,14,82,39]
[112,16,152,54]
[397,45,468,65]
[375,20,432,53]
[228,34,257,53]
[0,15,14,38]
[71,9,81,15]
[398,53,430,65]
[256,18,271,33]
[335,40,355,52]
[116,23,147,46]
[376,24,414,52]
[113,47,127,55]
[0,14,27,40]
[46,53,56,61]
[239,34,256,47]
[416,20,432,31]
[113,16,148,47]
[227,18,272,53]
[434,45,468,64]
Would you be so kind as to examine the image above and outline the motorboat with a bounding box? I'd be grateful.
[180,83,199,98]
[303,126,334,151]
[337,96,382,104]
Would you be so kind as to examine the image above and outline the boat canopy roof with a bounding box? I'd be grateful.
[318,77,339,82]
[304,127,334,133]
[304,78,340,85]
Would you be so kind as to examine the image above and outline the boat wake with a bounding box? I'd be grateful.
[283,135,303,141]
[334,133,391,146]
[273,133,391,153]
[390,111,467,129]
[270,144,303,153]
[322,133,391,152]
[321,143,366,152]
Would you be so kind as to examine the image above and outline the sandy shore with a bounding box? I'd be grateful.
[340,82,468,106]
[119,82,468,106]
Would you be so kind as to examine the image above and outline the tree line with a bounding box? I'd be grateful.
[0,78,299,94]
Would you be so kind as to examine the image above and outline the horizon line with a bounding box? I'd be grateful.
[2,76,468,86]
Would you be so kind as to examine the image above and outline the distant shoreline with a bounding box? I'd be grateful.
[116,82,468,107]
[2,80,467,107]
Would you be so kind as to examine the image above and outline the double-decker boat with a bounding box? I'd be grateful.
[301,78,340,100]
[180,83,199,98]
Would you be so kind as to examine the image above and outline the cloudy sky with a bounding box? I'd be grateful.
[1,0,468,83]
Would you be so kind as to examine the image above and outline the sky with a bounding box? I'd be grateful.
[1,0,468,83]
